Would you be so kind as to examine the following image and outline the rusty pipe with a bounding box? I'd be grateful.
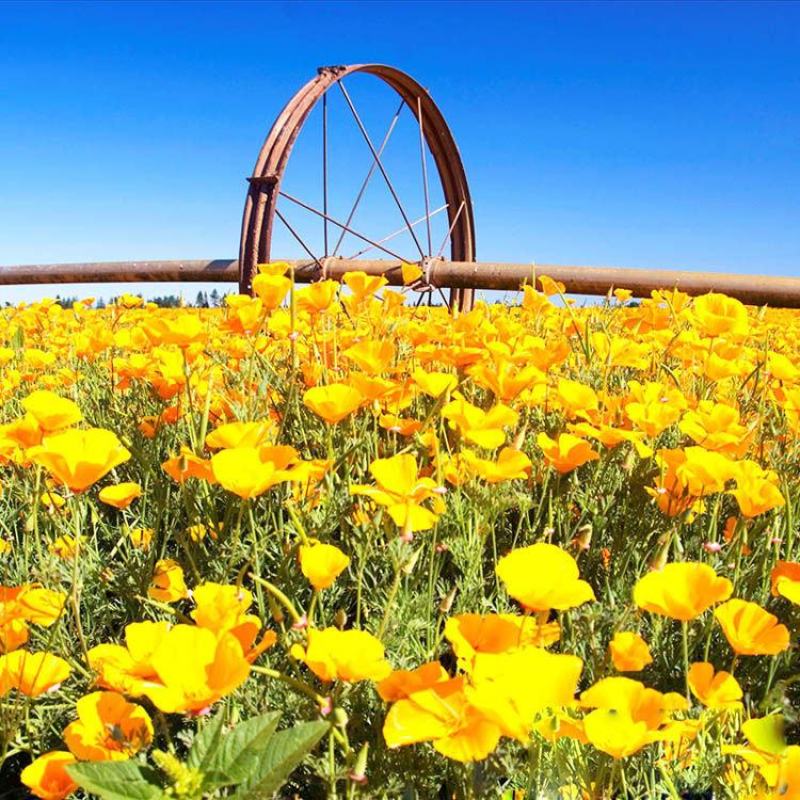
[1,257,799,308]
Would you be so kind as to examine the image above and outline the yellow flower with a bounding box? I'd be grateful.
[583,708,655,760]
[63,691,153,761]
[466,646,584,743]
[29,428,131,493]
[48,535,80,560]
[210,445,298,499]
[496,543,595,611]
[148,559,188,603]
[303,384,364,424]
[441,399,518,449]
[20,751,77,800]
[98,482,142,509]
[205,420,274,450]
[299,542,350,590]
[633,562,732,621]
[350,454,441,533]
[687,662,742,709]
[141,625,251,714]
[461,447,532,483]
[22,390,82,432]
[608,632,653,673]
[693,293,749,338]
[291,627,391,683]
[128,527,153,551]
[714,599,790,656]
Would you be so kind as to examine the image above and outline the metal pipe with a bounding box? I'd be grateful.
[1,258,799,308]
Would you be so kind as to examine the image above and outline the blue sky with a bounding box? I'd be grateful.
[1,1,798,303]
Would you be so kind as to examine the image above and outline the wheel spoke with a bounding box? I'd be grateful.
[274,208,324,271]
[347,204,448,260]
[279,191,409,262]
[332,99,405,257]
[337,79,425,259]
[435,200,466,259]
[417,96,433,256]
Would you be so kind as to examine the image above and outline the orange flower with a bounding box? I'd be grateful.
[162,446,216,484]
[303,384,364,424]
[0,650,71,697]
[444,613,560,668]
[771,561,800,605]
[63,691,153,761]
[190,582,276,662]
[204,420,274,450]
[713,599,790,656]
[536,433,599,474]
[20,751,77,800]
[377,661,449,702]
[299,542,350,590]
[687,662,742,709]
[28,428,131,493]
[496,543,595,611]
[148,559,188,603]
[98,482,142,509]
[633,562,732,621]
[608,632,653,672]
[383,676,501,762]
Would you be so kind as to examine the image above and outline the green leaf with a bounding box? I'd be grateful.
[67,761,166,800]
[187,710,226,769]
[201,710,281,789]
[232,719,330,799]
[742,714,787,755]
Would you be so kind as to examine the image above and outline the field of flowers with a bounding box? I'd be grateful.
[1,265,799,799]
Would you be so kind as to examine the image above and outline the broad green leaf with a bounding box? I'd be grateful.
[187,710,226,769]
[232,719,330,799]
[201,710,281,789]
[67,761,166,800]
[742,715,787,755]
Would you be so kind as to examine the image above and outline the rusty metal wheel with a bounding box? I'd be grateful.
[238,64,476,310]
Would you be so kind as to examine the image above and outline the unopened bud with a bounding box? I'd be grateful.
[333,707,349,729]
[574,524,592,551]
[402,546,422,575]
[267,595,285,624]
[334,608,347,629]
[349,743,369,784]
[439,586,457,615]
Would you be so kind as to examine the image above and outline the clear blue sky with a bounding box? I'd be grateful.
[1,1,798,302]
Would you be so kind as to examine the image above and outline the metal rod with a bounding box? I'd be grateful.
[3,258,800,309]
[332,99,405,257]
[337,80,425,259]
[278,191,408,261]
[436,200,465,259]
[417,96,433,256]
[322,92,329,256]
[347,203,448,260]
[274,209,323,270]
